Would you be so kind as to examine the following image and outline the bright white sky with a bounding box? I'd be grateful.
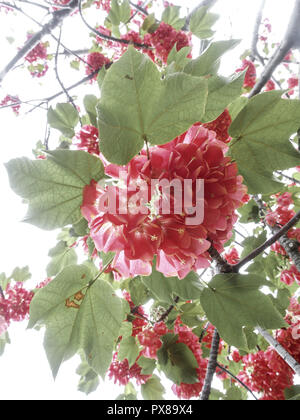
[0,0,297,400]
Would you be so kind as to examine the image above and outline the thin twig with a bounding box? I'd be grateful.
[14,0,50,11]
[216,362,258,400]
[54,24,80,122]
[157,296,180,323]
[78,0,151,49]
[131,306,149,322]
[0,1,91,69]
[0,0,79,83]
[275,171,300,186]
[25,64,111,113]
[233,228,247,240]
[129,0,149,16]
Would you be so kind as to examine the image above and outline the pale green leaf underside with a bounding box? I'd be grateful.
[118,336,139,367]
[200,273,286,349]
[190,7,219,39]
[29,265,128,378]
[229,91,300,194]
[202,72,245,122]
[161,5,185,30]
[47,241,78,277]
[142,267,203,304]
[184,39,240,77]
[107,0,131,26]
[5,150,104,230]
[97,47,208,165]
[141,375,165,400]
[47,103,79,138]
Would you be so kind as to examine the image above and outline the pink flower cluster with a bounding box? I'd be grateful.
[81,124,246,280]
[236,59,257,89]
[0,95,21,115]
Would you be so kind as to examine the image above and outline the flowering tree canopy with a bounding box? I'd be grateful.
[1,0,300,401]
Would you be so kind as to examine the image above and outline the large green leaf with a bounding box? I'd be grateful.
[237,199,260,224]
[28,265,129,378]
[137,356,156,375]
[142,266,203,304]
[184,39,240,77]
[240,231,267,259]
[224,386,243,401]
[229,91,300,194]
[9,266,31,283]
[106,0,131,26]
[141,375,165,400]
[97,47,208,164]
[117,336,139,367]
[0,332,10,357]
[83,94,98,127]
[129,276,150,306]
[76,356,100,395]
[47,241,78,277]
[190,6,219,39]
[202,73,245,122]
[200,273,286,349]
[284,385,300,401]
[47,103,79,138]
[179,302,205,328]
[161,6,185,30]
[157,333,198,385]
[166,45,192,74]
[0,273,8,291]
[5,150,104,230]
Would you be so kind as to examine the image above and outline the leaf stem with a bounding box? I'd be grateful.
[216,362,258,400]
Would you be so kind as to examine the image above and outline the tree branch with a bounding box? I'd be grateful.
[276,229,300,273]
[257,327,300,376]
[0,1,91,69]
[250,0,266,64]
[234,210,300,271]
[208,244,233,273]
[0,0,79,83]
[249,0,300,97]
[200,328,220,400]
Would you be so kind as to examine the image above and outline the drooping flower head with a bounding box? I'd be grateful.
[81,124,246,279]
